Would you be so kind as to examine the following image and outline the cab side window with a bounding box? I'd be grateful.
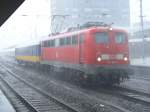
[72,35,78,45]
[55,38,59,47]
[66,37,71,45]
[115,32,126,44]
[80,34,84,43]
[60,37,66,46]
[51,39,55,47]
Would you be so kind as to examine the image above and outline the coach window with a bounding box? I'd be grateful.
[66,37,71,45]
[115,32,126,44]
[72,35,78,45]
[94,32,109,44]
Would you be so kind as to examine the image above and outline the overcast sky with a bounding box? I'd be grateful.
[130,0,150,23]
[0,0,150,51]
[0,0,50,51]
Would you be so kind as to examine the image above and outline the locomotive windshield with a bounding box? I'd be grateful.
[115,32,126,44]
[94,32,109,44]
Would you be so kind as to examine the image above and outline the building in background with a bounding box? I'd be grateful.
[50,0,130,33]
[131,21,150,38]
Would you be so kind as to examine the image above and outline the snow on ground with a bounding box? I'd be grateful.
[131,57,150,67]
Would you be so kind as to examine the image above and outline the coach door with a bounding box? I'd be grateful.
[79,34,85,64]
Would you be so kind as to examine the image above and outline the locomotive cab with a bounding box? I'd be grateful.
[40,26,132,85]
[89,27,130,65]
[81,27,132,85]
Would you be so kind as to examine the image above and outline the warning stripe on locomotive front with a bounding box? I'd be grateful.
[16,56,40,62]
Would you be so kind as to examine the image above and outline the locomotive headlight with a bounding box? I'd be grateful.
[109,27,113,31]
[124,57,128,61]
[97,57,102,62]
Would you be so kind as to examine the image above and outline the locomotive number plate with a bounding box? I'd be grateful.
[110,55,116,59]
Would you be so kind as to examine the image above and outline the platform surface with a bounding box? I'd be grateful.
[0,90,15,112]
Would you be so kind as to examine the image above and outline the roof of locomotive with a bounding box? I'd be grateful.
[42,26,128,41]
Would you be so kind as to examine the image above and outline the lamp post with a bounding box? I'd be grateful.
[139,0,145,62]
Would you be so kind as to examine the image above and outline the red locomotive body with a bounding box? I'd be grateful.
[40,26,131,85]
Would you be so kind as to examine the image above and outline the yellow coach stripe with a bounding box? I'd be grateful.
[16,56,40,62]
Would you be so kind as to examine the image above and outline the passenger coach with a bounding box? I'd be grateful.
[15,43,41,64]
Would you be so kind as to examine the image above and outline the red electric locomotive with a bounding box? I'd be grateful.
[40,24,131,85]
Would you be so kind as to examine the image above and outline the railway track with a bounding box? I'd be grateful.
[0,65,80,112]
[0,61,132,112]
[112,86,150,106]
[1,57,150,111]
[0,78,35,112]
[91,85,150,107]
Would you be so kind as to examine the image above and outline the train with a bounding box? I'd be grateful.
[15,24,132,85]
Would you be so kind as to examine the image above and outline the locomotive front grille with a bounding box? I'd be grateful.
[101,54,109,60]
[115,54,124,60]
[100,54,124,60]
